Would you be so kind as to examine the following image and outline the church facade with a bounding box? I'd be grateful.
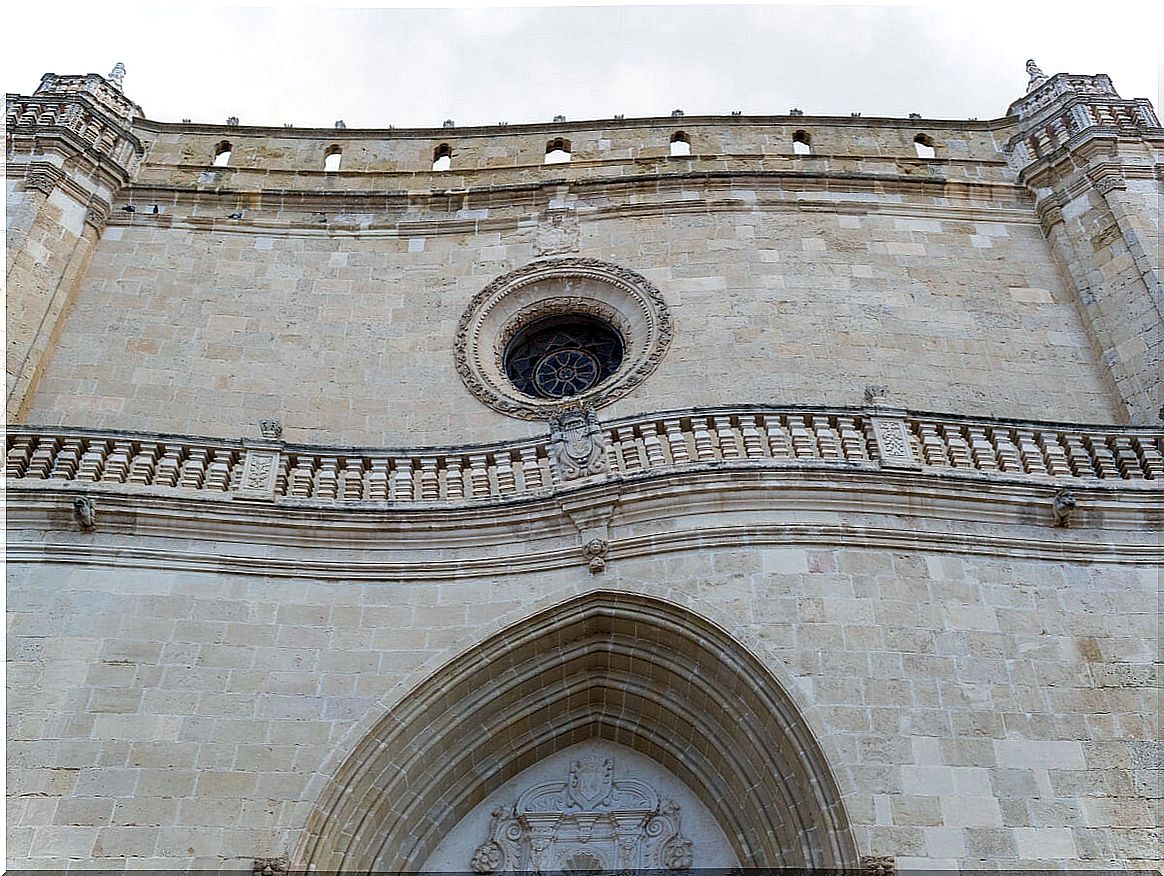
[5,61,1161,872]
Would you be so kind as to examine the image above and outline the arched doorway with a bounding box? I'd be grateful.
[296,591,858,871]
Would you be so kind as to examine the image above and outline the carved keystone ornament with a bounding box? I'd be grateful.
[470,757,694,873]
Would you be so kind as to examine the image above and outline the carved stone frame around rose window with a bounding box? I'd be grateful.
[455,258,674,420]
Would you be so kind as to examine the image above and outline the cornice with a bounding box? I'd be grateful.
[6,467,1160,580]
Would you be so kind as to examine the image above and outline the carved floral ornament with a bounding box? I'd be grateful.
[455,259,674,420]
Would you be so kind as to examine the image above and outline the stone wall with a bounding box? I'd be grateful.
[23,189,1121,446]
[6,535,1157,870]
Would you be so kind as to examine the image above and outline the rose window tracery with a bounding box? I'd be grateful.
[504,317,624,400]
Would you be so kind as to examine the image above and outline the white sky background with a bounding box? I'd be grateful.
[2,1,1161,128]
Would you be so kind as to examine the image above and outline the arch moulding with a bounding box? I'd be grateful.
[295,589,859,872]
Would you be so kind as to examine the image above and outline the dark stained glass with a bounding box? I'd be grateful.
[504,316,624,399]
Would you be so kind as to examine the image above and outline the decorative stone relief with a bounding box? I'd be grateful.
[1052,490,1077,527]
[455,258,673,420]
[533,206,580,256]
[24,166,63,196]
[549,406,608,482]
[870,416,920,469]
[582,537,608,574]
[861,854,896,876]
[236,450,281,499]
[259,419,283,439]
[85,203,111,231]
[469,757,694,873]
[863,384,889,407]
[72,497,96,531]
[251,857,288,876]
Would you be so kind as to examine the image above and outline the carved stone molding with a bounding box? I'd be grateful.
[1093,173,1127,196]
[455,258,674,420]
[469,756,694,872]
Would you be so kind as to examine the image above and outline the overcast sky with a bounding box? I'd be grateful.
[3,2,1160,129]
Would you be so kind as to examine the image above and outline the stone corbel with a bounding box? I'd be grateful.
[251,857,288,876]
[84,202,111,232]
[1035,195,1066,232]
[559,496,616,574]
[24,164,65,196]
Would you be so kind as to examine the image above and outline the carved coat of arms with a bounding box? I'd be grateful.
[549,407,608,482]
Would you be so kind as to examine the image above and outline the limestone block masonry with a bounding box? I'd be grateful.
[5,63,1162,873]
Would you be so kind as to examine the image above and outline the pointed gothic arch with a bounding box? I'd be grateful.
[296,591,858,871]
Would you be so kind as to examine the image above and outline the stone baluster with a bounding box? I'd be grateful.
[419,458,440,500]
[914,422,947,466]
[713,416,740,459]
[663,418,690,464]
[641,423,667,467]
[204,450,233,491]
[50,438,84,480]
[1134,437,1163,479]
[494,451,517,495]
[1038,433,1072,478]
[468,454,490,499]
[128,443,159,486]
[966,427,999,472]
[763,415,794,459]
[274,453,291,497]
[811,416,842,461]
[314,456,339,499]
[340,457,365,500]
[937,425,971,468]
[691,418,716,462]
[519,447,543,491]
[1062,434,1096,479]
[75,440,110,482]
[1013,430,1047,476]
[1110,437,1140,479]
[739,416,765,459]
[445,456,465,500]
[178,448,209,490]
[6,436,35,478]
[836,417,868,462]
[991,430,1022,473]
[288,455,316,498]
[26,437,59,479]
[787,416,816,458]
[616,427,643,471]
[1085,435,1119,479]
[101,441,133,483]
[152,445,183,488]
[392,459,414,501]
[366,457,390,500]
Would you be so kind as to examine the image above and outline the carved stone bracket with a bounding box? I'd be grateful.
[583,538,608,574]
[1052,490,1077,527]
[1092,173,1127,196]
[560,494,616,574]
[868,413,921,470]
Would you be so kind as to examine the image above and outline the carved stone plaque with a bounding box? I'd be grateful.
[236,449,280,498]
[470,756,694,873]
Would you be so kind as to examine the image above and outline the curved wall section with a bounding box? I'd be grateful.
[296,590,859,871]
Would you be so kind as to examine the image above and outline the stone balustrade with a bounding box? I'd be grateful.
[6,93,142,172]
[6,408,1162,506]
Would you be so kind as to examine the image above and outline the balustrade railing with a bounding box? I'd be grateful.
[6,408,1161,506]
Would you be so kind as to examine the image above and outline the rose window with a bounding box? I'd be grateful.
[504,316,624,400]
